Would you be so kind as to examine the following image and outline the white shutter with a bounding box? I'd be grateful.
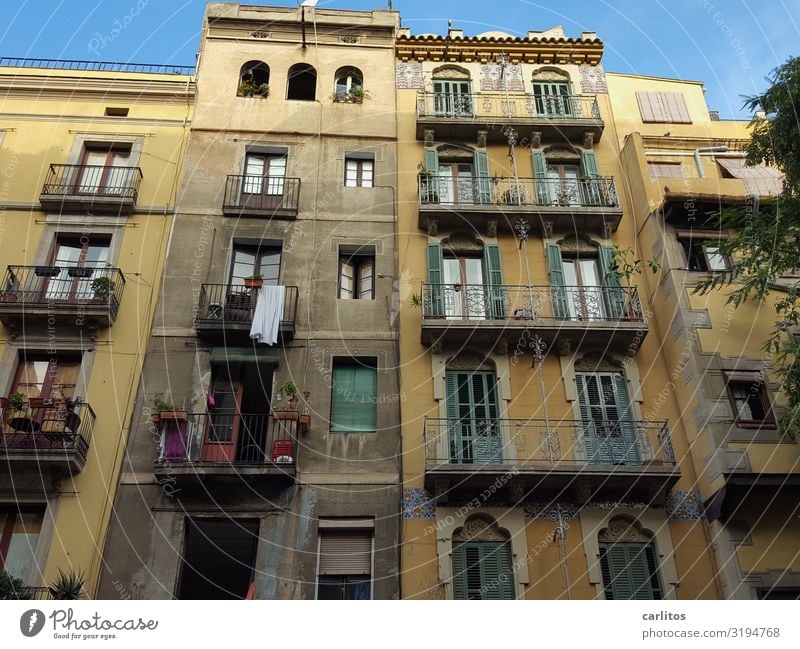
[636,92,691,123]
[318,530,372,575]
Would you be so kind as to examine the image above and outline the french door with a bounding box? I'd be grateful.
[45,237,110,302]
[437,162,476,204]
[546,164,581,206]
[433,80,473,117]
[446,371,502,464]
[532,82,573,117]
[576,373,639,465]
[562,258,606,321]
[75,147,131,195]
[242,154,287,210]
[201,373,244,462]
[443,255,486,319]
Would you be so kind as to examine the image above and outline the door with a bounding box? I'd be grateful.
[546,164,581,206]
[562,258,606,321]
[445,371,501,464]
[45,237,110,303]
[201,372,243,462]
[241,154,287,210]
[433,79,472,116]
[576,373,639,465]
[437,162,475,204]
[532,82,573,117]
[443,255,485,319]
[452,541,515,600]
[75,147,131,195]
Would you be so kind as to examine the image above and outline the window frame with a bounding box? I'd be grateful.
[329,358,378,433]
[724,371,776,428]
[676,231,730,272]
[338,250,375,300]
[344,156,374,188]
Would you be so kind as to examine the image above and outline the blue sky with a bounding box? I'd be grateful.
[1,0,798,118]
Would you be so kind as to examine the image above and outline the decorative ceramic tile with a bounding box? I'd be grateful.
[402,487,435,519]
[666,490,704,521]
[579,64,608,94]
[480,64,524,92]
[524,502,579,521]
[584,501,653,511]
[396,62,424,90]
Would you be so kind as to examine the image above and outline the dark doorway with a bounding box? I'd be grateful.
[177,518,259,599]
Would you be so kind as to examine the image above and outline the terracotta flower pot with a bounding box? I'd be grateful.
[244,278,263,289]
[273,410,300,421]
[299,414,311,433]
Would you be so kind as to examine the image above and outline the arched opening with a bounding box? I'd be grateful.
[333,66,364,102]
[598,516,663,600]
[531,68,573,116]
[452,514,514,599]
[431,65,472,117]
[238,61,270,97]
[287,63,317,101]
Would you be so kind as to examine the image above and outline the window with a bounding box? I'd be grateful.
[46,236,110,302]
[648,162,683,178]
[287,63,317,101]
[724,371,775,427]
[452,540,515,599]
[330,360,377,432]
[562,256,606,320]
[532,81,573,116]
[345,156,374,188]
[339,251,374,300]
[76,145,132,195]
[333,66,363,101]
[317,527,372,600]
[229,244,281,287]
[445,370,501,464]
[600,542,663,599]
[242,152,286,204]
[0,509,43,583]
[10,352,81,402]
[177,518,259,600]
[635,91,691,123]
[238,60,269,97]
[677,232,729,271]
[576,373,639,465]
[432,78,472,116]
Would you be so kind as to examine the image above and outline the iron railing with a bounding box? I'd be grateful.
[41,164,143,201]
[421,283,643,323]
[419,175,619,208]
[0,57,194,75]
[222,175,301,216]
[156,412,298,465]
[196,284,298,327]
[0,265,125,318]
[0,400,95,461]
[1,586,52,600]
[424,417,674,467]
[417,92,601,121]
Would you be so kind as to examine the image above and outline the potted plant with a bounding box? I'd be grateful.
[150,393,187,424]
[243,274,264,289]
[8,392,26,412]
[67,266,93,279]
[348,86,370,103]
[90,276,114,302]
[34,266,60,277]
[48,569,86,600]
[417,164,439,203]
[0,570,32,600]
[608,247,660,321]
[273,381,300,420]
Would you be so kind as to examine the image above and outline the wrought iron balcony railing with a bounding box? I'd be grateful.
[1,585,52,600]
[421,283,643,323]
[417,92,601,121]
[222,175,301,217]
[196,284,299,328]
[1,399,95,462]
[41,164,143,201]
[156,412,298,466]
[424,417,674,468]
[0,265,125,318]
[419,175,619,209]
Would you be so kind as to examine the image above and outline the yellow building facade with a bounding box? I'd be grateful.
[0,59,194,597]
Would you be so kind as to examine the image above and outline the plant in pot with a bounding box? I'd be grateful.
[608,247,660,321]
[237,74,269,98]
[6,392,26,412]
[91,276,114,302]
[348,86,370,103]
[243,274,264,289]
[273,381,301,420]
[298,391,311,432]
[0,570,32,600]
[417,164,439,203]
[48,569,86,600]
[67,266,93,279]
[150,393,187,424]
[34,266,60,277]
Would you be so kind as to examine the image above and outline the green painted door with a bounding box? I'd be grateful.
[600,542,663,599]
[445,370,501,464]
[576,372,639,465]
[452,541,515,599]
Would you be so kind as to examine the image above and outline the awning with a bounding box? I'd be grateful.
[717,157,783,197]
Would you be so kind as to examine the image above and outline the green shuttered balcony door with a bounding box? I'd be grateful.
[452,541,515,600]
[600,542,663,600]
[445,370,502,464]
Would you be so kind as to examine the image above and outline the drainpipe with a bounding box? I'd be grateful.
[694,146,728,178]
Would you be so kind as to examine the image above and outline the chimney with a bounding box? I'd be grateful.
[448,26,464,39]
[580,31,598,41]
[708,110,720,121]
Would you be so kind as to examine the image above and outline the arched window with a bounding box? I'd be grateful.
[598,516,663,600]
[452,514,514,600]
[238,61,270,97]
[333,66,364,102]
[287,63,317,101]
[531,68,573,116]
[431,65,472,117]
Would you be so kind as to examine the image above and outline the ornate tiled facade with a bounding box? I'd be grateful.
[479,63,524,91]
[402,487,435,519]
[579,64,608,94]
[396,62,423,89]
[665,490,704,521]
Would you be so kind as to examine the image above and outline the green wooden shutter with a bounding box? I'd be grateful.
[451,543,467,599]
[424,147,439,174]
[331,364,376,432]
[576,373,602,463]
[580,150,602,206]
[427,243,444,316]
[474,150,491,204]
[581,149,600,177]
[423,147,440,203]
[482,542,515,600]
[453,542,514,600]
[546,243,568,320]
[598,244,626,320]
[445,371,501,464]
[601,543,663,600]
[532,150,549,204]
[483,244,506,319]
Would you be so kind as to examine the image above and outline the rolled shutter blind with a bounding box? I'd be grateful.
[319,530,372,575]
[636,92,691,123]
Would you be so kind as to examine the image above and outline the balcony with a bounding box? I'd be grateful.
[420,283,647,353]
[195,284,298,343]
[0,400,95,473]
[419,175,621,236]
[424,417,678,503]
[153,412,298,485]
[39,164,142,215]
[0,265,125,338]
[416,92,603,142]
[222,175,301,219]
